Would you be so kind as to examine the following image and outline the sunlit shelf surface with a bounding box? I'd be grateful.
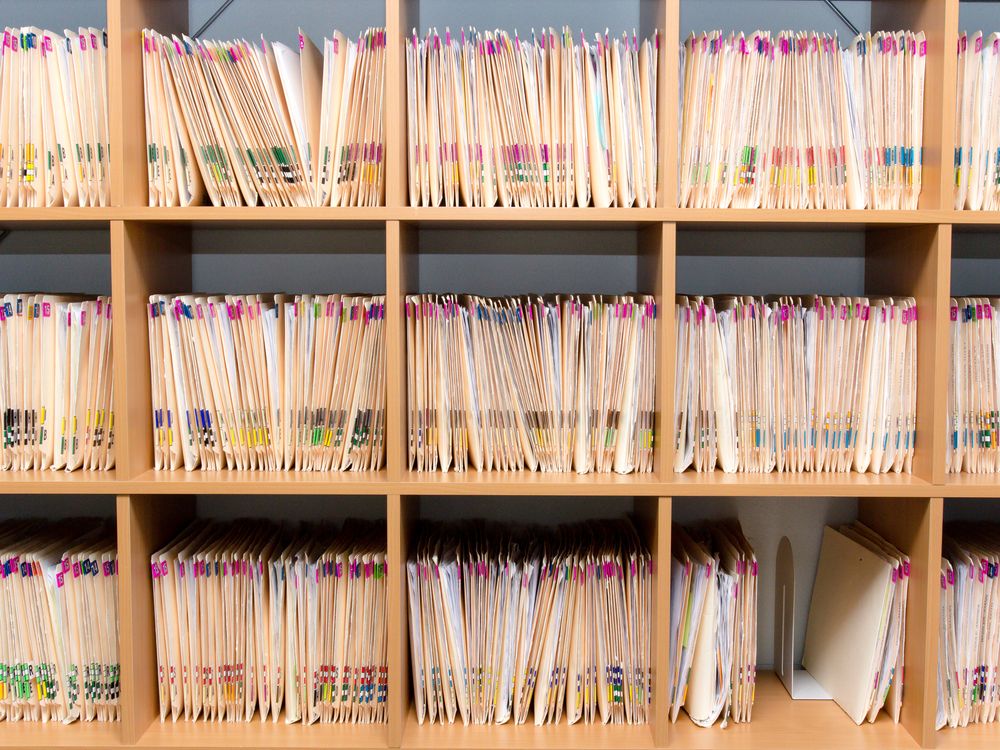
[0,720,121,747]
[0,469,120,494]
[136,715,386,749]
[393,206,664,227]
[118,206,391,227]
[669,470,932,497]
[0,207,117,225]
[946,211,1000,226]
[128,469,391,494]
[399,470,661,496]
[941,473,1000,498]
[668,208,943,227]
[401,709,653,750]
[669,672,918,750]
[935,723,1000,749]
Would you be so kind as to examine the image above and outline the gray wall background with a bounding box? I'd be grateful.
[3,0,1000,671]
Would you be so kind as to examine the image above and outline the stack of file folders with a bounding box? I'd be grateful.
[0,519,119,723]
[142,27,385,207]
[152,519,387,724]
[1,294,115,471]
[674,295,916,474]
[0,27,110,206]
[679,30,926,209]
[803,522,908,725]
[668,521,757,728]
[147,294,385,472]
[955,32,1000,211]
[406,518,652,725]
[406,294,656,474]
[406,27,659,207]
[948,297,1000,473]
[939,522,1000,729]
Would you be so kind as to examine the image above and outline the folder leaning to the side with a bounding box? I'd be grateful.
[802,523,908,725]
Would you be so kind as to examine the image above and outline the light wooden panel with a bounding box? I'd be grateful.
[386,0,417,208]
[632,496,670,748]
[858,496,943,749]
[659,0,679,209]
[865,224,950,485]
[871,0,959,211]
[387,222,417,481]
[117,494,195,744]
[388,494,415,747]
[638,223,670,478]
[108,0,189,207]
[111,221,192,479]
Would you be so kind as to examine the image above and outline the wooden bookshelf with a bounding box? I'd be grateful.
[2,0,999,749]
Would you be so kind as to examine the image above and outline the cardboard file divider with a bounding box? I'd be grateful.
[774,535,832,700]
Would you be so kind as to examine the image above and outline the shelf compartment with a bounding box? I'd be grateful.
[668,671,919,750]
[0,718,122,748]
[668,471,934,497]
[0,471,121,494]
[398,471,661,496]
[936,722,1000,750]
[135,715,386,749]
[401,707,653,750]
[128,469,392,494]
[941,475,1000,498]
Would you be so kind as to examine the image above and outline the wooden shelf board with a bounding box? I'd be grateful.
[135,715,385,749]
[0,470,121,494]
[941,473,1000,498]
[394,207,663,227]
[946,211,1000,228]
[669,209,943,228]
[668,672,919,750]
[117,206,390,228]
[935,723,1000,749]
[0,719,121,747]
[668,470,933,497]
[397,470,660,496]
[128,469,391,495]
[401,708,653,750]
[0,208,117,226]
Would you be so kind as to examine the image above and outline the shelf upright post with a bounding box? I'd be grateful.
[386,0,417,209]
[387,222,417,482]
[117,494,196,744]
[107,0,190,208]
[858,495,943,749]
[111,221,193,480]
[633,495,672,747]
[865,224,951,485]
[641,222,674,480]
[871,0,959,211]
[388,494,415,746]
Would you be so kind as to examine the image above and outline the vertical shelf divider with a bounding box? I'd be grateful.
[633,495,671,748]
[858,495,943,749]
[386,0,417,209]
[865,224,951,485]
[642,222,675,479]
[387,221,417,482]
[107,0,190,208]
[112,221,193,480]
[117,493,196,745]
[388,494,415,747]
[871,0,958,211]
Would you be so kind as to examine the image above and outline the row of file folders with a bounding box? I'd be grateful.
[6,290,1000,475]
[5,21,1000,210]
[0,515,927,732]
